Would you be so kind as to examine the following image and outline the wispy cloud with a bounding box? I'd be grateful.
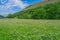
[13,0,28,8]
[0,0,41,14]
[0,0,28,14]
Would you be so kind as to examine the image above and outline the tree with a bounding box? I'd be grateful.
[6,14,14,18]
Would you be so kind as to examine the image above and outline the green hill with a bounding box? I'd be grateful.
[7,0,60,19]
[24,0,60,10]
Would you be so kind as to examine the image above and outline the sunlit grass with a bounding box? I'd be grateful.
[0,19,60,40]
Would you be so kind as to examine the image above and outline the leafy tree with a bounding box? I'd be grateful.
[6,14,14,18]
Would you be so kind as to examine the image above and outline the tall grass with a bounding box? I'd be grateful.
[0,19,60,40]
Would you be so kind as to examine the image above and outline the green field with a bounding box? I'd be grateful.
[0,19,60,40]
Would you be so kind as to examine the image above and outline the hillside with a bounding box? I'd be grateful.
[0,15,5,19]
[7,0,60,19]
[23,0,60,10]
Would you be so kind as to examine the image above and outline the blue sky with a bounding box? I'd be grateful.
[0,0,42,14]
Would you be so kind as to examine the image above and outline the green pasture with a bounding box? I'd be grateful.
[0,19,60,40]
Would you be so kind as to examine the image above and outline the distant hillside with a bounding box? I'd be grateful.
[7,0,60,19]
[0,15,5,18]
[1,14,8,17]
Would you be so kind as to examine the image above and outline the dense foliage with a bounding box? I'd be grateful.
[6,14,14,18]
[7,2,60,19]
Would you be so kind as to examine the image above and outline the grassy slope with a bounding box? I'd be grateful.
[0,19,60,40]
[14,0,60,17]
[23,0,60,10]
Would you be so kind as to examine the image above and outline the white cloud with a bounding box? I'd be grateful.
[0,0,28,10]
[0,0,29,14]
[13,0,28,9]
